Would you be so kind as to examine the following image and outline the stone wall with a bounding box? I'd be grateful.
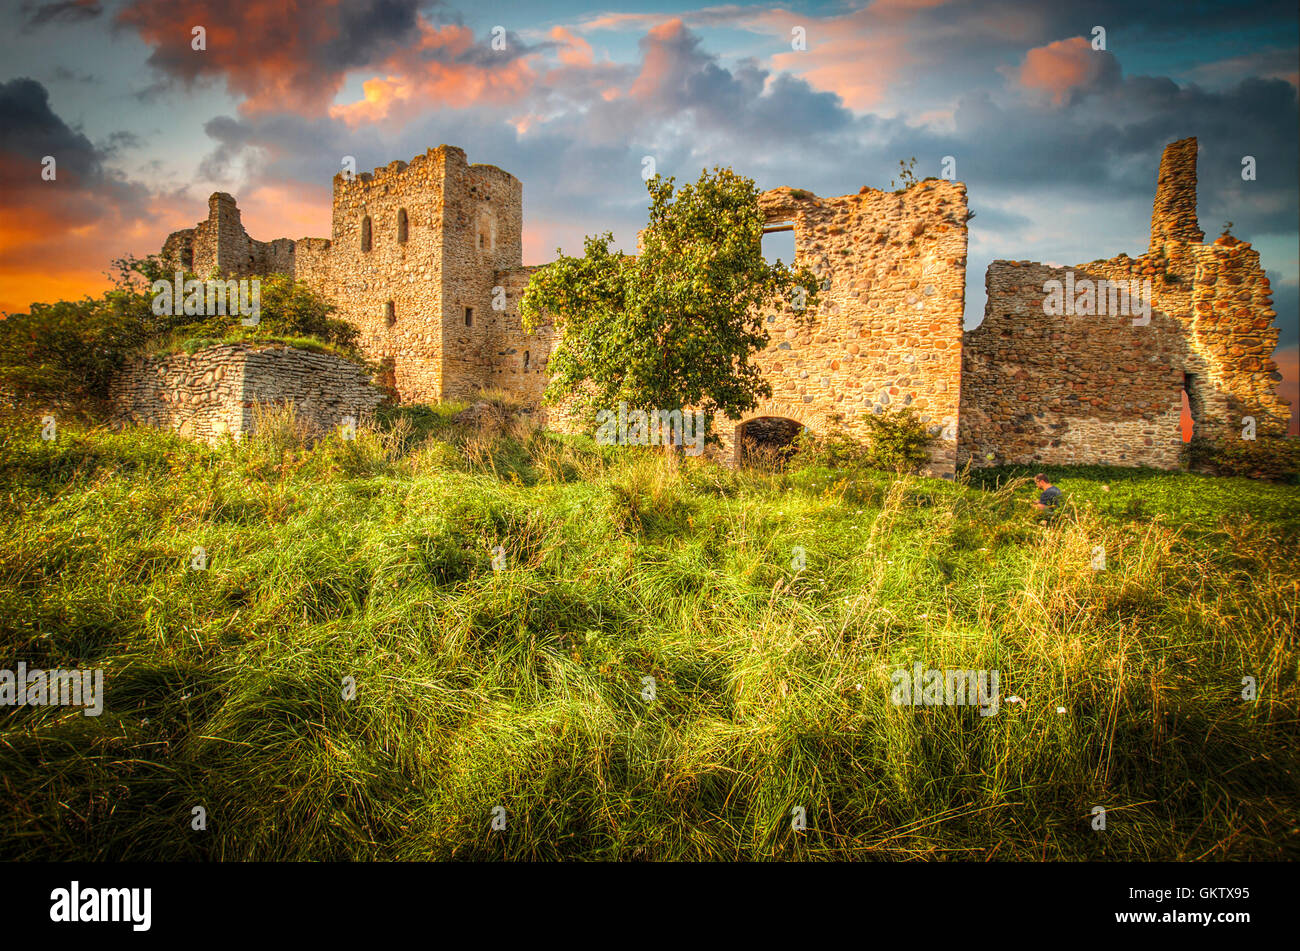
[110,342,383,445]
[708,179,968,476]
[162,192,295,279]
[324,150,450,404]
[960,259,1190,468]
[959,137,1288,469]
[438,152,526,403]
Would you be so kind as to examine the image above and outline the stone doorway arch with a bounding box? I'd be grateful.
[720,400,835,467]
[736,416,806,467]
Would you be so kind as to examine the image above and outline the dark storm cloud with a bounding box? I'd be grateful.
[0,76,103,172]
[19,0,102,30]
[113,0,450,112]
[0,77,147,208]
[0,78,152,279]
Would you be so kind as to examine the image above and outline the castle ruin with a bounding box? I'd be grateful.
[157,138,1289,473]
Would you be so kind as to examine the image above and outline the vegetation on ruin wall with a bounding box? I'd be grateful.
[519,167,820,438]
[0,256,363,408]
[0,402,1295,860]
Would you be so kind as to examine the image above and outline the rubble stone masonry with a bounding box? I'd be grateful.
[724,180,968,475]
[959,137,1288,468]
[110,342,384,445]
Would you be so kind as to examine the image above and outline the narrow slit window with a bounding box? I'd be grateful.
[523,350,530,369]
[384,301,395,326]
[464,307,473,327]
[361,216,372,252]
[397,208,408,243]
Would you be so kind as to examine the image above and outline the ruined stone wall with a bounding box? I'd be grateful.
[110,342,381,445]
[706,180,968,476]
[110,344,247,443]
[294,237,333,288]
[960,259,1190,468]
[479,264,556,407]
[1185,236,1289,438]
[162,193,296,279]
[1150,137,1204,251]
[959,137,1288,468]
[238,345,385,435]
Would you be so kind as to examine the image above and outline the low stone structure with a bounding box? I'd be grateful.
[110,342,383,445]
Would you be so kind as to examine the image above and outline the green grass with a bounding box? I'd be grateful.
[0,404,1296,860]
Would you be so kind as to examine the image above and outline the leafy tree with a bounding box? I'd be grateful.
[0,293,150,407]
[519,167,819,446]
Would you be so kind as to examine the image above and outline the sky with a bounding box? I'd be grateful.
[1,0,1297,431]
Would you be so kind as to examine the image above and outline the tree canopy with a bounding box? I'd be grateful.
[519,167,819,440]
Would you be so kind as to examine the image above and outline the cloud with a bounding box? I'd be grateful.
[549,26,593,68]
[0,79,181,314]
[114,0,436,114]
[19,0,101,30]
[1013,37,1121,105]
[329,21,538,124]
[1184,47,1299,91]
[1273,344,1299,434]
[51,66,95,83]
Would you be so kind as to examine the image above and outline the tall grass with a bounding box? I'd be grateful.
[0,403,1295,860]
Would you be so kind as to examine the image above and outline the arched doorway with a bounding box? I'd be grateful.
[737,416,806,468]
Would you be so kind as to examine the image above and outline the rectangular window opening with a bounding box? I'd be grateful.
[761,222,796,266]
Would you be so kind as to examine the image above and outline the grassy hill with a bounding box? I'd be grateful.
[0,403,1296,860]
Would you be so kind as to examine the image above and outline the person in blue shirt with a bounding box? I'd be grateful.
[1031,473,1062,512]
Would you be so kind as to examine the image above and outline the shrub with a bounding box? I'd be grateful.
[858,406,933,473]
[1184,434,1300,484]
[795,407,933,474]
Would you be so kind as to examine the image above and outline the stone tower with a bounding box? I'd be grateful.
[320,146,524,403]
